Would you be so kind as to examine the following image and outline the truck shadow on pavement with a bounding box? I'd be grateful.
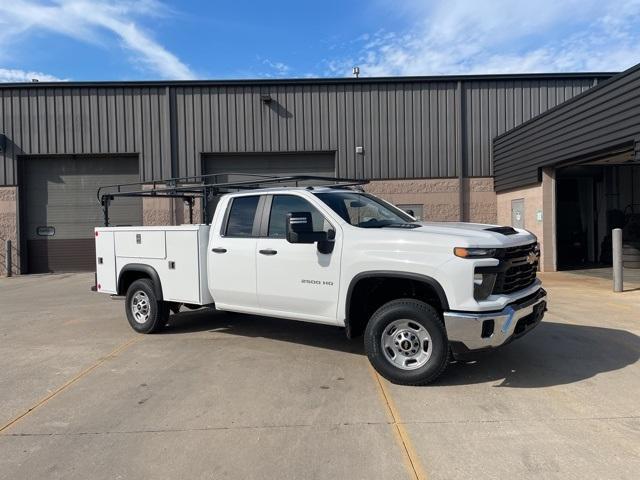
[164,310,639,388]
[433,321,640,388]
[164,308,365,355]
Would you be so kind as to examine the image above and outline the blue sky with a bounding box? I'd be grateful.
[1,0,640,82]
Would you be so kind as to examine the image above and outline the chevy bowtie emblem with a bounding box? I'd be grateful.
[527,251,539,265]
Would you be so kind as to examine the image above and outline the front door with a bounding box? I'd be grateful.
[256,194,342,323]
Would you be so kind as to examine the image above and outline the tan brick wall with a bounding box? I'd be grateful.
[140,178,499,226]
[465,178,497,224]
[0,186,19,276]
[142,185,204,226]
[142,196,174,226]
[365,177,497,223]
[496,174,556,272]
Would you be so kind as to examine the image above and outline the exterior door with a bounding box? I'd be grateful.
[511,198,525,229]
[208,195,261,309]
[256,194,342,322]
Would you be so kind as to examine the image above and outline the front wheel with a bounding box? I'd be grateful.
[364,299,449,385]
[125,279,169,334]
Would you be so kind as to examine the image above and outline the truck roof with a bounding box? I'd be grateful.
[225,185,363,195]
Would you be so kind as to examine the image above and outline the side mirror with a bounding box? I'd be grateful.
[286,212,336,254]
[286,212,318,244]
[317,229,336,254]
[405,209,415,217]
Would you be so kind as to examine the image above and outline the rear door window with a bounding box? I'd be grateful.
[224,196,260,237]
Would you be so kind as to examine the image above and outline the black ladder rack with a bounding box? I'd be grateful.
[97,172,368,226]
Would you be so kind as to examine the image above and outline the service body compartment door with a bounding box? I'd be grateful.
[95,230,117,294]
[115,230,166,259]
[164,230,202,304]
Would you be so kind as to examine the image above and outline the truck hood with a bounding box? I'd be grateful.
[405,221,536,247]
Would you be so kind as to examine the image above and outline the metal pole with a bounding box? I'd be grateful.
[5,239,11,277]
[202,187,208,224]
[612,228,623,292]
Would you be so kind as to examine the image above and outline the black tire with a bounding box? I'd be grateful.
[364,299,449,386]
[125,279,169,334]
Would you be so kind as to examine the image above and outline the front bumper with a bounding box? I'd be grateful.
[443,288,547,354]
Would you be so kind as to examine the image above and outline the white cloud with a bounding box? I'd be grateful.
[328,0,640,76]
[0,0,194,80]
[0,68,66,82]
[262,58,291,75]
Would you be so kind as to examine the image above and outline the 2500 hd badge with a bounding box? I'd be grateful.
[301,279,334,286]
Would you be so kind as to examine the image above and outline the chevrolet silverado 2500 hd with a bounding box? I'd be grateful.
[95,176,546,385]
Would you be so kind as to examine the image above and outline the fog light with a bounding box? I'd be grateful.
[481,319,495,338]
[473,272,497,300]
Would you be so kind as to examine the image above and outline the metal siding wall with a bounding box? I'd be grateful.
[0,87,168,184]
[0,77,604,186]
[463,79,595,177]
[169,82,463,179]
[494,70,640,192]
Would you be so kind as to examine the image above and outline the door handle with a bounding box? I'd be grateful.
[259,249,278,256]
[211,247,227,253]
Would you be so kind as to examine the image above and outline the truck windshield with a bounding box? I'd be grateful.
[314,192,414,228]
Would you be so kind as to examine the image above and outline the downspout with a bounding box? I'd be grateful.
[456,80,466,222]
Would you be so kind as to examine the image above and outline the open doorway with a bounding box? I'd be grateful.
[556,158,640,270]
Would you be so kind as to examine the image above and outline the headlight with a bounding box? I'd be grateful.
[473,272,497,300]
[454,247,497,258]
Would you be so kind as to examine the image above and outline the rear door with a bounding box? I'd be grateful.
[207,195,262,309]
[255,194,342,322]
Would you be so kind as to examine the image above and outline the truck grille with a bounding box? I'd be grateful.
[492,243,539,295]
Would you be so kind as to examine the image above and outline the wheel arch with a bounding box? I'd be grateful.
[344,271,449,339]
[117,264,163,300]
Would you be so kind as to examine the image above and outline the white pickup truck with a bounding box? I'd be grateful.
[95,178,546,385]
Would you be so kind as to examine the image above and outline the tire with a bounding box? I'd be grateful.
[365,299,449,386]
[125,279,169,334]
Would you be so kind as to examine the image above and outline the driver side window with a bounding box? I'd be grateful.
[268,195,329,238]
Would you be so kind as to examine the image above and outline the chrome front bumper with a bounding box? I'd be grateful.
[443,288,547,352]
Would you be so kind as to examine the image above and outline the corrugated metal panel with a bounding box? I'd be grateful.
[0,87,169,184]
[494,66,640,191]
[464,78,594,177]
[170,81,462,180]
[0,75,607,186]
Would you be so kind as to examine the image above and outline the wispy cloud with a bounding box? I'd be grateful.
[0,0,194,81]
[0,68,66,83]
[327,0,640,76]
[262,58,291,76]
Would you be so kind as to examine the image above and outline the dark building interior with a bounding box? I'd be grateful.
[556,158,640,270]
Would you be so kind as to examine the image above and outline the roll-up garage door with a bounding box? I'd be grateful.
[203,152,336,220]
[22,156,142,273]
[203,152,336,180]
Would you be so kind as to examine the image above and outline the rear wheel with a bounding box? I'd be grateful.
[125,279,168,334]
[365,299,449,385]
